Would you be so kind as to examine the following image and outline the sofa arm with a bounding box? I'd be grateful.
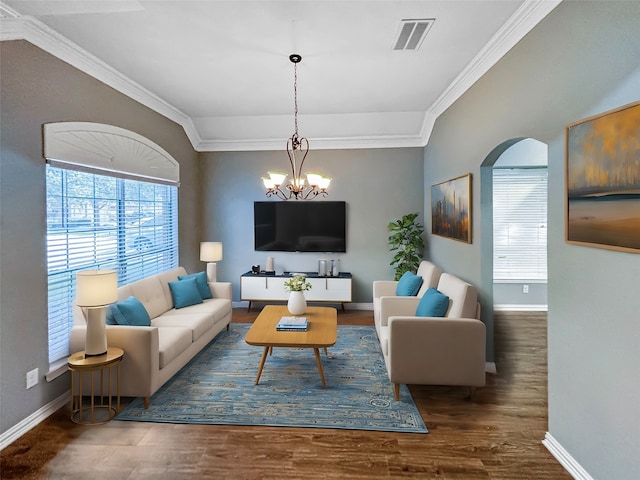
[209,281,232,301]
[70,325,160,399]
[378,296,421,327]
[386,316,486,386]
[373,281,398,299]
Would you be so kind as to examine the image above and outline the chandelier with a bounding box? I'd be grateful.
[262,54,331,200]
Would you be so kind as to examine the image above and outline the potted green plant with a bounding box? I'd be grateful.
[387,213,425,280]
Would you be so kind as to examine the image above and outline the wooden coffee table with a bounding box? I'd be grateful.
[245,305,337,387]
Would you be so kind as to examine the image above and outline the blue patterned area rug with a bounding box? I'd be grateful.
[116,324,427,433]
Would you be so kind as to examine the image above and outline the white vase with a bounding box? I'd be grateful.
[287,291,307,315]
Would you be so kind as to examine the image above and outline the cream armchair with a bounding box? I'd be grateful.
[376,272,486,400]
[372,260,442,336]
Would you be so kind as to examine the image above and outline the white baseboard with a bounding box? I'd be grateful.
[494,304,548,312]
[543,432,594,480]
[485,362,497,374]
[0,391,70,451]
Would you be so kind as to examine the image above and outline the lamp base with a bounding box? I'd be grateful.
[206,262,218,283]
[85,307,108,356]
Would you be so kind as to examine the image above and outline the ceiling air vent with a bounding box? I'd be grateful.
[393,18,435,51]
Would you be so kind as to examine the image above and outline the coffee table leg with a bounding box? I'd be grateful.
[255,347,269,384]
[313,348,327,388]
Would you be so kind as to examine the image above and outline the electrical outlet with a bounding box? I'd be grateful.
[26,368,39,389]
[522,285,529,294]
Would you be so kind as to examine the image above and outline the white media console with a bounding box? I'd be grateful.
[240,272,352,311]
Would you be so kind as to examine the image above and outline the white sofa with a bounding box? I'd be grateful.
[70,267,232,408]
[375,272,486,400]
[372,260,442,333]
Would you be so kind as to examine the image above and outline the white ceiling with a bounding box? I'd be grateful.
[0,1,560,151]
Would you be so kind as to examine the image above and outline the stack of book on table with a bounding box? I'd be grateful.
[276,316,308,331]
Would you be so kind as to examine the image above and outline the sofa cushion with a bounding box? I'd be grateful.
[178,271,213,299]
[112,296,152,326]
[395,272,423,296]
[153,312,215,342]
[157,327,193,369]
[129,275,171,319]
[168,277,203,309]
[161,298,230,324]
[415,288,450,317]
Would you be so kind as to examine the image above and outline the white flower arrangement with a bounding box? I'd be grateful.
[283,275,312,292]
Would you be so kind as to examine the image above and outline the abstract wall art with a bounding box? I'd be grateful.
[566,101,640,253]
[431,173,471,243]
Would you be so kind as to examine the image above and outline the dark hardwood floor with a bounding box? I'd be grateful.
[1,309,570,479]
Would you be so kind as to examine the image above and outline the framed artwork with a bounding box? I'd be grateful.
[431,173,472,243]
[566,101,640,253]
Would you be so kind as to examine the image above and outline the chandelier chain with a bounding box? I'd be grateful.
[293,61,298,137]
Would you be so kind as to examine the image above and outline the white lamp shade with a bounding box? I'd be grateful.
[200,242,223,262]
[76,270,118,307]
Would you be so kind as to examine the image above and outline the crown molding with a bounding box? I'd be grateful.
[0,7,203,148]
[195,133,426,152]
[1,0,560,152]
[421,0,562,145]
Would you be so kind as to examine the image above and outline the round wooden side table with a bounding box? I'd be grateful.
[68,347,124,425]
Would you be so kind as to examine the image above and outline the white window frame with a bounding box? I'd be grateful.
[46,166,179,365]
[493,167,548,282]
[43,122,181,373]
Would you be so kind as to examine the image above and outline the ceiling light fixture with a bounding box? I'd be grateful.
[262,54,331,200]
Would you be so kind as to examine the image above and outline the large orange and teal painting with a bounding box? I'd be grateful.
[566,101,640,253]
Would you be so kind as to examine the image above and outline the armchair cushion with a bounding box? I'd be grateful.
[395,272,423,296]
[415,288,450,317]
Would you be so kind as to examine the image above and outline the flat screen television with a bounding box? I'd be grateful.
[254,201,346,252]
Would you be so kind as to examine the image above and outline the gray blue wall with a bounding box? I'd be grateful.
[424,2,640,478]
[0,40,201,435]
[198,148,424,304]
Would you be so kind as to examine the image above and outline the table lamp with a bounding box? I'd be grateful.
[200,242,223,282]
[75,269,118,356]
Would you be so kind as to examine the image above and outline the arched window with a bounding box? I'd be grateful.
[44,123,180,365]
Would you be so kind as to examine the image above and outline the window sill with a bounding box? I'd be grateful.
[46,359,69,382]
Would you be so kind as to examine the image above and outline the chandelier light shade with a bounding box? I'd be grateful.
[200,241,223,282]
[76,269,118,356]
[263,54,331,200]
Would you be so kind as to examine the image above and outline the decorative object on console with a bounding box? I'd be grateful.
[265,256,275,272]
[75,269,118,356]
[318,259,329,276]
[331,259,340,276]
[387,213,425,280]
[284,275,312,315]
[262,54,331,200]
[200,241,223,282]
[431,174,472,244]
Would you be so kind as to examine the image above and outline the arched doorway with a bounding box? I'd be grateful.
[480,138,548,367]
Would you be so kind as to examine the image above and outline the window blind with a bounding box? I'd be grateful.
[46,165,178,363]
[493,168,548,281]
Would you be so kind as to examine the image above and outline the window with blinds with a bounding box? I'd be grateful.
[46,165,178,363]
[493,168,548,282]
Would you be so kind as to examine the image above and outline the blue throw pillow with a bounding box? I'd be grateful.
[395,271,423,296]
[112,296,151,326]
[415,288,450,317]
[105,304,119,325]
[177,271,213,299]
[169,277,203,309]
